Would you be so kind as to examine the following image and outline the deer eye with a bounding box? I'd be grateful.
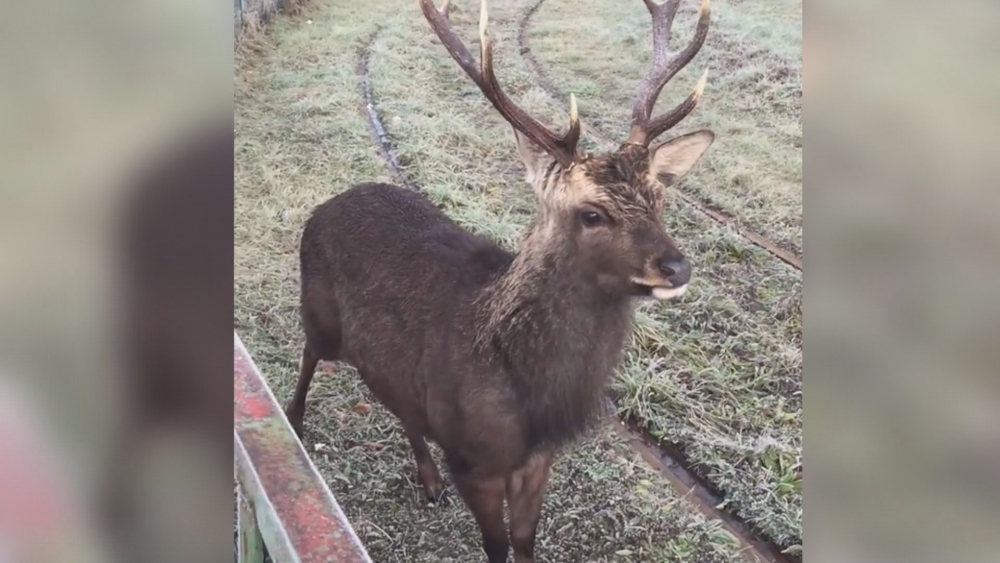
[580,210,604,227]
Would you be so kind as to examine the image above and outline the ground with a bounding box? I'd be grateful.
[234,0,802,560]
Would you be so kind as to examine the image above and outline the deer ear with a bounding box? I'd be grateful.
[513,128,554,191]
[649,130,714,187]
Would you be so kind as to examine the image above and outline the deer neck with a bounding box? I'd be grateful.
[483,219,634,338]
[475,221,635,445]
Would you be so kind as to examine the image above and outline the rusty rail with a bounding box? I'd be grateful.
[234,333,373,563]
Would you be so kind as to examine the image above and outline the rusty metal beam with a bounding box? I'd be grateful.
[234,333,373,563]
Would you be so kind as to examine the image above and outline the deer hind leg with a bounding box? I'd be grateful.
[402,426,444,502]
[284,343,320,438]
[506,450,555,563]
[452,470,509,563]
[286,295,342,438]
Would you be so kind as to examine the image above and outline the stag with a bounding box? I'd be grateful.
[286,0,713,560]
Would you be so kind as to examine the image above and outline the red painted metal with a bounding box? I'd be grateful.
[234,333,373,563]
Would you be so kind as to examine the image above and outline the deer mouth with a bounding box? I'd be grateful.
[630,279,688,300]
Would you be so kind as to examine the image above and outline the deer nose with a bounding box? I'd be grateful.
[657,256,691,287]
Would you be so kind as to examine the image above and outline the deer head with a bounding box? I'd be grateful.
[421,0,714,300]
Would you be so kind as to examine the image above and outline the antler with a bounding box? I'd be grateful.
[626,0,711,146]
[420,0,581,167]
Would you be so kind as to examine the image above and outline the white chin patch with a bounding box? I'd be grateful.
[651,285,688,300]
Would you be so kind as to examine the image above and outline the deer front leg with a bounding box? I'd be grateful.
[454,471,509,563]
[506,450,554,563]
[402,426,444,502]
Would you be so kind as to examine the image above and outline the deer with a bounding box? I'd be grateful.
[284,0,713,561]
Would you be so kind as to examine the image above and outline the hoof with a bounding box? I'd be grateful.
[422,481,447,505]
[285,411,304,438]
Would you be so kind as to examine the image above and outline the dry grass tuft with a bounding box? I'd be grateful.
[235,12,268,62]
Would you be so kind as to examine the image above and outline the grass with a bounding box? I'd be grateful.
[235,0,802,557]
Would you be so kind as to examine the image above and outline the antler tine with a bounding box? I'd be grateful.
[419,0,484,89]
[630,0,683,131]
[645,69,706,141]
[420,0,580,167]
[626,0,711,146]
